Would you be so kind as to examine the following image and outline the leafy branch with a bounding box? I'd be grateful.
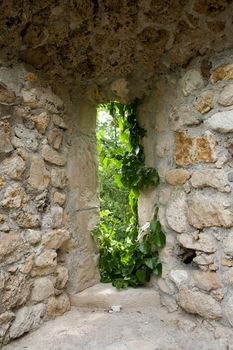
[93,101,165,288]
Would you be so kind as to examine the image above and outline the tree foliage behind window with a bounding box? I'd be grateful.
[93,102,165,288]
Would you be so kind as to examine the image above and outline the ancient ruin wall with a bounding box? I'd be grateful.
[139,52,233,325]
[0,65,99,345]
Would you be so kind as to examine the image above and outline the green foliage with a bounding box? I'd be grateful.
[93,101,165,288]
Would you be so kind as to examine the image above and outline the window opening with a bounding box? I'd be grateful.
[92,102,165,289]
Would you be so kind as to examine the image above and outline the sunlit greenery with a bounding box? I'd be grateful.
[93,101,165,288]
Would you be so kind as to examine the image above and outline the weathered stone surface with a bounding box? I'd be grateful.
[28,156,50,191]
[42,145,66,166]
[0,231,26,265]
[21,87,63,113]
[0,311,15,325]
[165,169,190,186]
[35,190,49,212]
[228,172,233,182]
[42,206,63,229]
[0,84,16,104]
[175,131,216,166]
[224,268,233,285]
[34,250,57,275]
[47,128,63,150]
[192,271,222,292]
[52,115,67,129]
[23,230,41,245]
[47,293,70,317]
[1,184,28,208]
[170,106,200,130]
[160,294,178,313]
[218,84,233,106]
[31,277,54,302]
[53,192,66,206]
[188,193,233,229]
[0,154,25,180]
[9,304,46,339]
[178,287,222,319]
[221,258,233,267]
[21,254,34,274]
[193,253,215,265]
[42,229,70,249]
[110,79,129,102]
[223,232,233,256]
[55,266,69,289]
[16,211,41,229]
[166,191,190,233]
[190,169,231,192]
[205,110,233,133]
[51,168,67,189]
[0,121,13,155]
[1,274,31,312]
[181,69,204,96]
[0,214,9,232]
[0,177,6,190]
[32,112,50,134]
[13,124,38,151]
[193,90,214,114]
[211,62,233,84]
[170,270,189,288]
[224,296,233,326]
[177,232,216,253]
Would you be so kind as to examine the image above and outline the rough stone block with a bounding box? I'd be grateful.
[9,304,46,339]
[42,145,66,166]
[166,191,190,233]
[47,293,70,317]
[178,287,222,319]
[0,154,26,180]
[42,229,70,249]
[175,131,216,166]
[181,69,204,96]
[31,277,54,302]
[188,193,233,229]
[32,112,50,134]
[211,62,233,83]
[205,110,233,133]
[190,169,230,192]
[177,232,216,253]
[28,156,50,190]
[218,84,233,106]
[165,169,190,186]
[193,90,214,114]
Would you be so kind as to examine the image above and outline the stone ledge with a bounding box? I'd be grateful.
[70,283,160,310]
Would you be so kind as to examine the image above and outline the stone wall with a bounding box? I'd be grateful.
[0,65,99,346]
[138,52,233,325]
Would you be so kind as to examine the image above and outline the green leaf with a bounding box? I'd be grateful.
[136,269,146,284]
[152,231,166,249]
[114,174,123,187]
[153,263,162,276]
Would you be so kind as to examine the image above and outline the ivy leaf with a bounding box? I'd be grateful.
[145,256,159,270]
[136,269,146,284]
[153,263,162,276]
[150,217,161,234]
[138,241,150,254]
[152,231,166,249]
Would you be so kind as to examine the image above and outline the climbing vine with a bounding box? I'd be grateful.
[93,101,165,288]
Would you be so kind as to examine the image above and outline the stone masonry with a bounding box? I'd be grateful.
[1,0,233,347]
[138,54,233,325]
[0,66,99,346]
